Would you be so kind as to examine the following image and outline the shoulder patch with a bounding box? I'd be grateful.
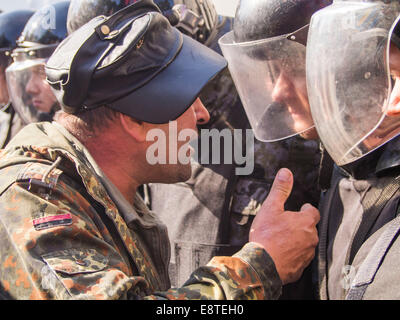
[33,213,73,231]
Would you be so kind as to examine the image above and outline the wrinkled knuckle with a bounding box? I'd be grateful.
[306,215,317,227]
[303,206,319,220]
[309,210,320,224]
[274,184,291,198]
[301,216,317,230]
[311,234,319,247]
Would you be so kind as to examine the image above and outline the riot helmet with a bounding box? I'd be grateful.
[67,0,217,44]
[306,0,400,165]
[0,10,34,105]
[166,0,218,44]
[6,1,70,124]
[219,0,332,142]
[67,0,142,34]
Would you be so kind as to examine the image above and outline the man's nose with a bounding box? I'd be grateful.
[194,98,210,125]
[271,72,293,103]
[26,74,39,94]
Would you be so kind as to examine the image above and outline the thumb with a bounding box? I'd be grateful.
[262,168,293,213]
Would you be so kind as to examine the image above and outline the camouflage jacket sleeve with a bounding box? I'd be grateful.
[0,167,281,300]
[147,243,282,300]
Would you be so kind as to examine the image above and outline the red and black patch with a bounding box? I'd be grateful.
[125,0,138,5]
[33,213,73,231]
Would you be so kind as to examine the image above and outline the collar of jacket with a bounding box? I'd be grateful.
[375,136,400,174]
[52,122,165,230]
[338,136,400,179]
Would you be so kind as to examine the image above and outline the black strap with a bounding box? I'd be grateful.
[317,169,342,300]
[318,146,334,192]
[348,174,400,265]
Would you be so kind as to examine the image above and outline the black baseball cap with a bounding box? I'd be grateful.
[45,0,227,123]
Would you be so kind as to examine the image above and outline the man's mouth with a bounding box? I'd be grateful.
[32,98,42,108]
[32,98,49,112]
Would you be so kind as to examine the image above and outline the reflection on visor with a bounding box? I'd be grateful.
[307,1,400,165]
[219,30,316,141]
[6,58,59,124]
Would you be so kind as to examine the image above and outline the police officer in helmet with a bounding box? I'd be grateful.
[218,0,333,299]
[220,0,332,143]
[6,1,70,125]
[0,9,34,148]
[222,0,400,299]
[307,0,400,300]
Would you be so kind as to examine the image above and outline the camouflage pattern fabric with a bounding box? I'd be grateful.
[0,122,282,300]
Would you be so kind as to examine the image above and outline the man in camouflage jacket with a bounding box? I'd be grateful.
[0,122,283,299]
[0,1,320,300]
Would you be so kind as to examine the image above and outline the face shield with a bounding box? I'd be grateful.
[219,27,316,142]
[0,49,12,106]
[5,45,60,124]
[307,1,400,166]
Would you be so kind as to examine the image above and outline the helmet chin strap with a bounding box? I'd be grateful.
[37,111,54,123]
[286,24,310,47]
[32,103,59,123]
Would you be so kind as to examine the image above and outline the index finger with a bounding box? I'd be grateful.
[300,203,320,225]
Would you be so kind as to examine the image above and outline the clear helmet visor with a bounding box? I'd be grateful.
[219,30,316,142]
[6,54,59,124]
[307,1,400,166]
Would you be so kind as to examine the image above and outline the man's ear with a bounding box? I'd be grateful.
[120,113,147,142]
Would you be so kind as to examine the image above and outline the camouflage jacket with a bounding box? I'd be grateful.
[0,122,282,300]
